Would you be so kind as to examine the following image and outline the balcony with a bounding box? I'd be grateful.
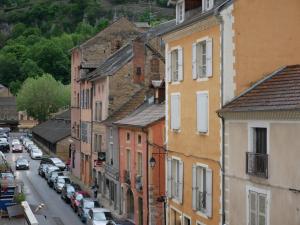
[124,170,131,185]
[246,152,268,178]
[196,190,206,212]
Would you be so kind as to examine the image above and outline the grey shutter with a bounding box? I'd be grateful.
[192,43,197,80]
[206,168,213,217]
[258,194,266,225]
[202,0,205,11]
[192,164,197,210]
[206,38,213,77]
[178,160,184,204]
[197,92,208,133]
[171,94,180,130]
[249,191,258,225]
[178,47,183,81]
[167,158,172,198]
[166,52,171,82]
[209,0,214,9]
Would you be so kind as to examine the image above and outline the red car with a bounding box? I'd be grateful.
[11,144,23,153]
[70,191,89,212]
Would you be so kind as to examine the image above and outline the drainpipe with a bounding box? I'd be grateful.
[91,83,94,187]
[142,127,149,225]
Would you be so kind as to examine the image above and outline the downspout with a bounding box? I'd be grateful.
[142,127,149,225]
[91,82,94,187]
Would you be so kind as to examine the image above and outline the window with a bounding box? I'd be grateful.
[126,149,131,172]
[110,128,113,138]
[136,67,142,76]
[171,93,181,130]
[183,215,191,225]
[192,164,212,217]
[253,128,267,154]
[192,38,213,79]
[94,102,102,121]
[170,208,181,225]
[126,132,130,142]
[94,134,102,152]
[137,152,142,176]
[247,188,269,225]
[109,142,113,165]
[202,0,214,11]
[196,92,209,133]
[167,158,183,203]
[138,134,142,145]
[167,47,183,83]
[176,1,185,24]
[151,58,159,73]
[81,122,91,143]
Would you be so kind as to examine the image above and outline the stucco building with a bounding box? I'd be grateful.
[219,65,300,225]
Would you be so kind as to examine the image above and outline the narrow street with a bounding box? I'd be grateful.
[3,133,84,225]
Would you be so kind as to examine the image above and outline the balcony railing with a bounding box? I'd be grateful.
[196,190,206,212]
[246,152,268,178]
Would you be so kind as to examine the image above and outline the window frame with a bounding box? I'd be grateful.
[176,0,185,24]
[202,0,214,12]
[248,122,270,154]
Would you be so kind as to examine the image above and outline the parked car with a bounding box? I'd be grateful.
[0,137,8,143]
[11,139,20,146]
[54,176,70,193]
[61,184,76,203]
[30,148,43,159]
[70,191,90,212]
[38,164,50,177]
[45,165,60,180]
[78,198,99,223]
[15,158,29,170]
[0,151,6,161]
[0,133,8,139]
[40,157,66,171]
[0,142,10,153]
[11,144,23,153]
[86,208,114,225]
[47,171,64,187]
[27,144,37,153]
[24,140,34,150]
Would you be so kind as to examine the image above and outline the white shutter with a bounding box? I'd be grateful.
[197,92,208,133]
[206,38,213,77]
[192,43,197,80]
[178,160,184,204]
[166,52,171,82]
[202,0,205,12]
[249,191,258,225]
[167,158,172,198]
[192,164,197,210]
[258,194,266,225]
[171,94,180,130]
[178,47,183,81]
[209,0,214,10]
[205,168,213,217]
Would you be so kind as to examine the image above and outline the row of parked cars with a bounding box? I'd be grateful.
[38,157,117,225]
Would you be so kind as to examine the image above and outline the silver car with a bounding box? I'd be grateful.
[45,165,60,180]
[54,176,70,193]
[87,208,115,225]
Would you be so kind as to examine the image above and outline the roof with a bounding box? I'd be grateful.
[88,44,133,81]
[32,110,71,144]
[162,0,231,36]
[220,65,300,113]
[0,97,16,106]
[103,88,147,124]
[114,103,165,128]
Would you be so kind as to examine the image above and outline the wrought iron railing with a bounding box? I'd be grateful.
[246,152,268,178]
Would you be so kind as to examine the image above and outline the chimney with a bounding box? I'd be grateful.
[151,80,165,104]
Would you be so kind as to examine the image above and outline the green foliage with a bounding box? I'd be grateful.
[14,192,26,204]
[16,74,70,122]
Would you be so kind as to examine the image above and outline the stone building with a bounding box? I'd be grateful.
[0,96,18,130]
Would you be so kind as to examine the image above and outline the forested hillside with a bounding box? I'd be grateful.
[0,0,173,95]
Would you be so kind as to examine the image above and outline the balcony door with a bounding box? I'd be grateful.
[253,128,267,154]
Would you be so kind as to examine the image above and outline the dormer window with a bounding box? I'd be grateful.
[176,1,185,24]
[202,0,214,12]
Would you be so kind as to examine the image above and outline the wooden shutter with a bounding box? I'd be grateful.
[206,38,213,77]
[197,92,208,133]
[192,164,197,210]
[205,168,213,217]
[178,160,184,204]
[192,43,197,80]
[167,158,172,198]
[166,52,171,82]
[178,47,183,81]
[171,94,180,130]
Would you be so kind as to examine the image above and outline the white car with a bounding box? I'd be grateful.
[0,138,8,144]
[24,140,33,150]
[86,208,115,225]
[30,148,43,159]
[11,139,20,146]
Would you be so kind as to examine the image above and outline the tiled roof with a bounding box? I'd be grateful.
[104,88,147,124]
[32,110,71,144]
[114,103,165,128]
[221,65,300,113]
[88,44,133,80]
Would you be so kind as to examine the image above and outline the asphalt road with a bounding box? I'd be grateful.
[5,133,84,225]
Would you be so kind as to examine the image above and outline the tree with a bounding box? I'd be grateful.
[16,74,70,122]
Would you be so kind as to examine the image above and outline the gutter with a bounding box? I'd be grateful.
[142,127,150,225]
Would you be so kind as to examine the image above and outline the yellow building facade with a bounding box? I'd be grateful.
[163,7,223,225]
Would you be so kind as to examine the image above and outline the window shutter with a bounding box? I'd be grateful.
[192,43,197,80]
[178,47,183,81]
[166,52,171,82]
[205,168,213,217]
[249,191,258,225]
[206,38,213,77]
[258,194,266,225]
[167,158,172,198]
[197,92,208,133]
[209,0,214,10]
[80,91,83,108]
[192,164,197,210]
[178,160,184,204]
[202,0,205,12]
[171,94,180,130]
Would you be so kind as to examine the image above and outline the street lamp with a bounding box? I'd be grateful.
[149,156,156,168]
